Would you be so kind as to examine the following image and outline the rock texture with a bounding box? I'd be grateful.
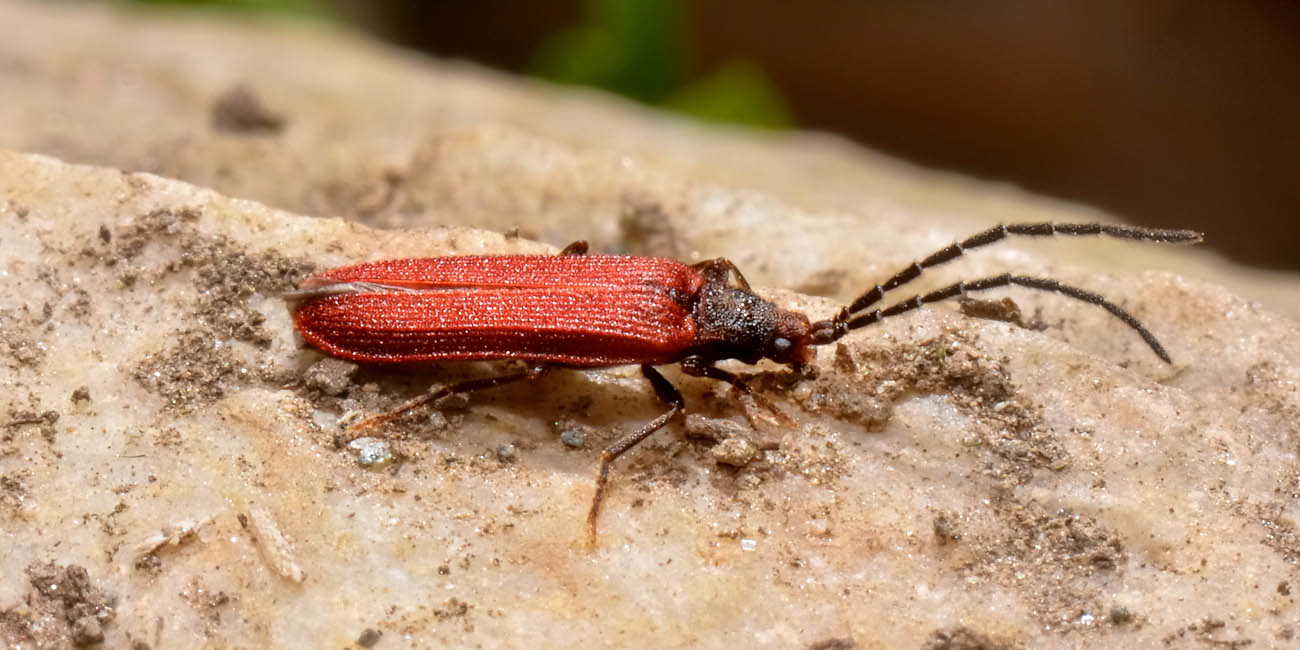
[1,3,1298,649]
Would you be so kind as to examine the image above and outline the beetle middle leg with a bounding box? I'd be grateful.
[691,258,752,290]
[585,364,684,547]
[558,241,589,256]
[348,364,550,433]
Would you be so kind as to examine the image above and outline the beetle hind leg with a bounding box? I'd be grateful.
[346,364,549,434]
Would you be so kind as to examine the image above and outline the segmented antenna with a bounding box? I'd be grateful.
[845,273,1173,362]
[845,223,1202,314]
[813,222,1202,362]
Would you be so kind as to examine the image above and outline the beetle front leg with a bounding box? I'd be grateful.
[678,356,791,425]
[584,364,684,547]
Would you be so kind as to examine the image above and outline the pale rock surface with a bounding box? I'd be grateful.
[1,3,1299,650]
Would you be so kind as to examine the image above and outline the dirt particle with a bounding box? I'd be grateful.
[433,597,470,621]
[1109,606,1133,624]
[1,470,30,520]
[496,443,517,462]
[70,386,91,404]
[779,330,1061,484]
[555,421,593,449]
[357,628,382,647]
[211,84,285,134]
[6,563,116,648]
[4,410,59,445]
[9,200,29,219]
[922,626,1023,650]
[684,414,749,443]
[1255,501,1300,564]
[134,330,240,407]
[3,329,46,367]
[806,638,855,650]
[958,297,1044,330]
[133,554,162,574]
[933,512,961,546]
[303,357,358,396]
[180,578,231,632]
[122,208,311,409]
[958,504,1125,629]
[1161,618,1253,648]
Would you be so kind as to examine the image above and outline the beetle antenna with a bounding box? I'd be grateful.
[844,223,1202,315]
[831,273,1173,362]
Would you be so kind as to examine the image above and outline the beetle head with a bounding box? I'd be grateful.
[764,308,815,368]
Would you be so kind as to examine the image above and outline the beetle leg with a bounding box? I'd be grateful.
[679,356,791,425]
[585,364,684,547]
[347,364,549,434]
[558,241,589,256]
[690,258,752,291]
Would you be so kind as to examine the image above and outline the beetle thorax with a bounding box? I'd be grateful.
[687,282,812,366]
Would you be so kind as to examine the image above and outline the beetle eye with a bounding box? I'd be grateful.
[772,337,792,354]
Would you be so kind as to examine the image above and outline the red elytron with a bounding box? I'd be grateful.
[293,254,706,366]
[290,224,1201,543]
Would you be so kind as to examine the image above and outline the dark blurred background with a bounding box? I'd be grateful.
[131,0,1300,271]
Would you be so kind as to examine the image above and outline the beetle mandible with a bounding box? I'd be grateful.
[289,222,1202,543]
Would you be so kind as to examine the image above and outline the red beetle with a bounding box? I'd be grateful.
[290,224,1200,542]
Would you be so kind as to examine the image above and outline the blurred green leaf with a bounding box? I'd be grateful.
[665,60,793,128]
[534,0,791,129]
[532,0,687,104]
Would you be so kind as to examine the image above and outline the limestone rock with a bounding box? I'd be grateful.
[1,4,1298,650]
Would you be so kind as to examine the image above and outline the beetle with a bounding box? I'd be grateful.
[289,222,1201,543]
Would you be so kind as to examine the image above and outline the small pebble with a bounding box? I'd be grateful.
[497,443,517,462]
[349,437,393,467]
[303,357,358,396]
[559,428,586,448]
[1109,606,1133,624]
[69,615,104,646]
[684,414,747,442]
[427,410,448,429]
[712,437,758,467]
[357,628,382,648]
